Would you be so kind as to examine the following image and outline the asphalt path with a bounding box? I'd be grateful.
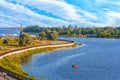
[0,71,17,80]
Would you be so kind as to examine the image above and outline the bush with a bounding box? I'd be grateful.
[3,39,9,44]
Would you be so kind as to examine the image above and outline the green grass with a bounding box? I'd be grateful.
[0,40,3,44]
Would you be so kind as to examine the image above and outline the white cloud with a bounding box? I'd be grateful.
[103,8,111,11]
[8,0,81,20]
[78,9,97,19]
[5,0,98,25]
[106,11,120,18]
[95,0,120,6]
[105,11,120,26]
[1,0,120,27]
[0,0,70,27]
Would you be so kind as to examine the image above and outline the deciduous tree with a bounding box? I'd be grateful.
[19,33,33,46]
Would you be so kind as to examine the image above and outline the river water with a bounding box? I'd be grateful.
[21,38,120,80]
[0,29,19,36]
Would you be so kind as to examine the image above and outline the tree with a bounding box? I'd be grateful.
[46,31,58,40]
[66,30,70,36]
[22,25,120,38]
[100,30,111,38]
[3,39,9,44]
[39,32,46,39]
[114,29,119,37]
[19,33,33,46]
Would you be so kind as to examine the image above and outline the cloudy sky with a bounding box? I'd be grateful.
[0,0,120,27]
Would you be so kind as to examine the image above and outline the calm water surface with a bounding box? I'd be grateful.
[21,38,120,80]
[0,29,19,36]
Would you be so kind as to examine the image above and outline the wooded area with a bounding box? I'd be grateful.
[23,25,120,38]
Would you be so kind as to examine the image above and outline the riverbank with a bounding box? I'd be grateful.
[0,40,77,80]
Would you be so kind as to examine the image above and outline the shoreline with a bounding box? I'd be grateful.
[0,42,75,59]
[0,40,77,80]
[60,36,120,39]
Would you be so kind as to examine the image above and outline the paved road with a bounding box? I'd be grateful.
[0,72,17,80]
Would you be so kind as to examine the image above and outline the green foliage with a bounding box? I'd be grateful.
[8,38,19,44]
[23,25,45,33]
[38,31,58,40]
[0,40,3,44]
[66,30,70,36]
[46,31,58,40]
[39,31,46,39]
[23,25,120,38]
[19,33,33,46]
[3,39,9,44]
[29,76,38,80]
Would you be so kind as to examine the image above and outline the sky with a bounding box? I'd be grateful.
[0,0,120,28]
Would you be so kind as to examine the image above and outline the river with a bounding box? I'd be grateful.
[0,29,19,36]
[21,38,120,80]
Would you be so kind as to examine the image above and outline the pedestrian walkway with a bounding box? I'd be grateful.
[0,71,17,80]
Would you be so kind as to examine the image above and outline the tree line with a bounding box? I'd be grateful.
[0,27,58,46]
[23,25,120,38]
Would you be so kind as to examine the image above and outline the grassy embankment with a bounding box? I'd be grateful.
[0,42,78,79]
[0,39,21,52]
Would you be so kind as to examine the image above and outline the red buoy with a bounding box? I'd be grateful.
[72,64,77,69]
